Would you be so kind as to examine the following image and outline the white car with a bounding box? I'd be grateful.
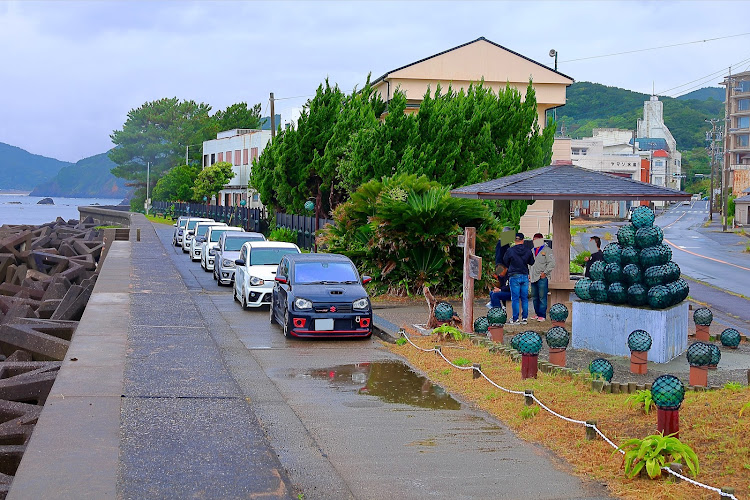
[201,225,243,272]
[214,232,267,286]
[234,241,301,309]
[172,216,189,246]
[190,221,226,261]
[181,217,214,253]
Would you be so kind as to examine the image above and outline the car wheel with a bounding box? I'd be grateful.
[233,284,239,302]
[283,312,293,339]
[269,299,277,324]
[242,292,249,311]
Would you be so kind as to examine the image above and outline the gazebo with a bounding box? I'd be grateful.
[451,162,691,307]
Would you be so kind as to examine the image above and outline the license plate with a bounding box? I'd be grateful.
[315,319,334,331]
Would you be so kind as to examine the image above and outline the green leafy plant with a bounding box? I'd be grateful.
[615,433,699,479]
[395,337,407,346]
[269,227,299,243]
[572,250,591,267]
[520,406,539,420]
[739,401,750,416]
[432,324,467,341]
[441,368,451,375]
[570,262,584,274]
[723,381,744,392]
[625,390,655,415]
[453,357,472,367]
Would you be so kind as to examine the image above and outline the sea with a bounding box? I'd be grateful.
[0,192,124,226]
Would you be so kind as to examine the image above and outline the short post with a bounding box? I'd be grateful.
[136,228,141,242]
[549,347,566,367]
[657,408,680,438]
[689,366,708,387]
[521,354,539,380]
[668,462,683,482]
[488,325,504,343]
[721,487,736,497]
[652,375,684,439]
[545,326,570,368]
[435,345,441,355]
[695,324,710,342]
[472,363,481,379]
[524,390,534,406]
[630,351,648,374]
[693,307,712,342]
[585,420,597,440]
[628,330,651,375]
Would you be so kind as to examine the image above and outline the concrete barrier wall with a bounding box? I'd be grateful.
[7,241,131,499]
[78,206,132,227]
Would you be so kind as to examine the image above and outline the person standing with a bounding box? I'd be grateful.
[503,232,534,325]
[584,236,604,278]
[529,233,555,322]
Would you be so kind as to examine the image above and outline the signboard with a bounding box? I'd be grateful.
[457,235,465,248]
[468,255,482,280]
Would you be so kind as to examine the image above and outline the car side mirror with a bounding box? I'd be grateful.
[235,259,245,266]
[362,276,372,285]
[275,276,288,284]
[173,223,177,227]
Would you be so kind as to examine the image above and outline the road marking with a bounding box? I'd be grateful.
[664,238,750,272]
[661,211,687,230]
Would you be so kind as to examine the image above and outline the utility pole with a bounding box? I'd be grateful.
[146,161,151,216]
[186,146,189,167]
[706,118,719,220]
[269,92,276,139]
[722,67,731,231]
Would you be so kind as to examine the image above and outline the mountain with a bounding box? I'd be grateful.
[29,152,130,198]
[676,87,725,102]
[556,82,724,150]
[0,142,71,191]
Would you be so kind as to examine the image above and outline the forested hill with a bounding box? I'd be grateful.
[556,82,724,150]
[0,142,71,191]
[30,152,130,198]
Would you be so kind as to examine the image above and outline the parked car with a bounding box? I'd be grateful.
[234,241,301,309]
[181,217,214,253]
[213,232,266,285]
[201,226,243,272]
[190,221,226,261]
[269,253,372,339]
[172,216,189,246]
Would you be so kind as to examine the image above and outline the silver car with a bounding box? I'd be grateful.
[190,221,226,261]
[201,226,243,272]
[213,232,266,285]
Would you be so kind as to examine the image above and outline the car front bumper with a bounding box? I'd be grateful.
[287,312,372,338]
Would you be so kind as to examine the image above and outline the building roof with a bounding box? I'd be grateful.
[450,163,690,201]
[372,37,573,85]
[744,186,750,194]
[653,149,669,158]
[735,194,750,203]
[632,137,669,152]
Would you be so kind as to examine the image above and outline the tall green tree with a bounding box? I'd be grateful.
[151,164,200,202]
[193,161,234,202]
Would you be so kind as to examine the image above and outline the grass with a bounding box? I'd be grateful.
[570,226,588,237]
[390,336,750,499]
[145,214,176,225]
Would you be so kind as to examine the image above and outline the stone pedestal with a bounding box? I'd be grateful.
[695,324,710,342]
[689,366,708,387]
[630,350,648,374]
[521,354,538,379]
[572,301,688,363]
[657,408,679,438]
[549,348,566,367]
[488,325,504,343]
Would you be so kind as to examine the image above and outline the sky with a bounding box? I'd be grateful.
[1,0,749,163]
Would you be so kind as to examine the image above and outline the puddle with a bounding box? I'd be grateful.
[297,360,461,410]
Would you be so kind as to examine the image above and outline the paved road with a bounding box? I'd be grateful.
[657,200,750,298]
[154,223,610,500]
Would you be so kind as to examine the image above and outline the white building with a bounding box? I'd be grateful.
[636,96,682,190]
[202,129,272,208]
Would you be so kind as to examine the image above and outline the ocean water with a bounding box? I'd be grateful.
[0,193,124,226]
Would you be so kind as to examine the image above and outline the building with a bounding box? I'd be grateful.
[636,96,682,191]
[721,70,750,196]
[735,188,750,226]
[202,129,272,208]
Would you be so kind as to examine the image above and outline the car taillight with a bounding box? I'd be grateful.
[293,318,306,328]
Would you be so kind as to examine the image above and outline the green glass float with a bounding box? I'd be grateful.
[644,265,668,287]
[660,242,673,262]
[651,375,685,410]
[603,243,623,264]
[589,358,614,382]
[546,326,570,349]
[304,200,315,212]
[635,226,663,249]
[647,284,671,309]
[510,334,520,351]
[607,282,627,304]
[693,307,713,326]
[617,224,636,247]
[487,307,507,326]
[622,263,642,285]
[709,344,721,367]
[663,261,681,283]
[627,329,652,352]
[720,328,741,348]
[574,278,592,301]
[639,246,663,268]
[590,280,608,302]
[674,279,690,303]
[473,316,489,334]
[549,303,569,322]
[515,331,543,355]
[589,261,606,281]
[631,206,655,229]
[435,302,454,322]
[686,342,712,366]
[666,281,682,306]
[621,246,639,266]
[627,283,648,306]
[603,262,622,283]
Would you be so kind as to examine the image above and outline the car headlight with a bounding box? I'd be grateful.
[222,259,235,268]
[352,298,369,310]
[208,249,215,256]
[294,298,313,310]
[249,276,265,286]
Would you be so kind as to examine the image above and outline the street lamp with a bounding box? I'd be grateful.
[145,161,151,215]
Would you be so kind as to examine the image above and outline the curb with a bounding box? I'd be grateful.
[373,313,401,343]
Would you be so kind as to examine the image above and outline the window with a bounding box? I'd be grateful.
[253,193,259,202]
[249,247,298,266]
[738,134,750,148]
[739,80,750,93]
[738,116,750,129]
[293,261,358,284]
[210,228,228,242]
[738,99,750,111]
[238,246,247,262]
[243,149,249,165]
[251,147,259,161]
[235,150,241,165]
[572,148,587,156]
[218,152,224,162]
[211,153,215,164]
[226,151,232,164]
[203,154,208,167]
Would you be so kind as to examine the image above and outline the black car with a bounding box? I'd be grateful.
[269,253,372,339]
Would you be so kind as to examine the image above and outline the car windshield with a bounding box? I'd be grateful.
[210,228,230,242]
[293,261,358,284]
[187,220,204,230]
[178,219,187,228]
[249,247,298,266]
[195,224,216,237]
[224,236,264,251]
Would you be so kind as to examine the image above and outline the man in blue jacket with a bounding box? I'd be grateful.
[503,232,535,325]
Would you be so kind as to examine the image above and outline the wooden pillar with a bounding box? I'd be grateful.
[462,227,476,333]
[549,199,573,305]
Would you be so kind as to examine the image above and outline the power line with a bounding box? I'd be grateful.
[273,94,314,101]
[657,55,750,95]
[561,31,750,63]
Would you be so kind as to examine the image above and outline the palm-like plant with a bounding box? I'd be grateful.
[615,433,699,479]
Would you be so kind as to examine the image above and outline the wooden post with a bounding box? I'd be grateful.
[462,227,476,333]
[549,200,573,305]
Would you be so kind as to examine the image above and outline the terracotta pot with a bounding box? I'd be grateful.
[488,325,504,343]
[551,320,565,328]
[630,350,648,375]
[695,324,710,342]
[657,408,679,438]
[521,354,538,379]
[549,347,566,367]
[689,365,708,387]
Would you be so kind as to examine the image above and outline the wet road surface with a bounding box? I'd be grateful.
[155,223,611,500]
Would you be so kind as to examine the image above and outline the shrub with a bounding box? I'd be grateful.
[432,324,467,341]
[573,250,591,266]
[616,433,699,479]
[269,227,298,243]
[625,390,655,415]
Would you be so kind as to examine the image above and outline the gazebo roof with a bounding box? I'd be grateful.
[451,163,691,201]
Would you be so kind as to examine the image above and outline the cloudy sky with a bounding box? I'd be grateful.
[1,0,748,162]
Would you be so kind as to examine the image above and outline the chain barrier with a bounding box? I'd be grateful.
[401,332,739,500]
